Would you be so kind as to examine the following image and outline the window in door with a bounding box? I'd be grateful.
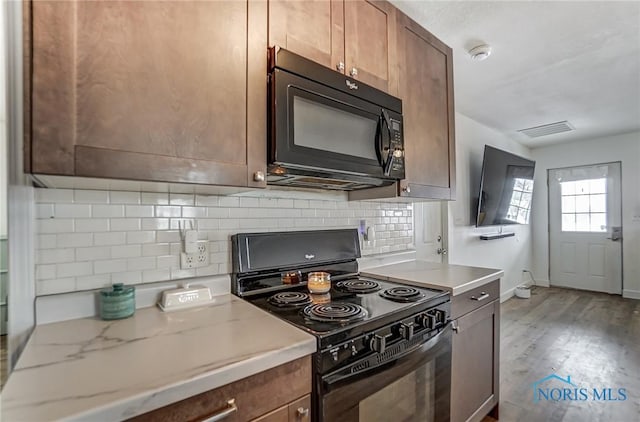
[560,178,607,232]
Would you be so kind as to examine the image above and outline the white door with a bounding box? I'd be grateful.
[414,202,446,263]
[548,163,622,294]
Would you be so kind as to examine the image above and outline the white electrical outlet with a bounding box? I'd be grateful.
[180,241,209,269]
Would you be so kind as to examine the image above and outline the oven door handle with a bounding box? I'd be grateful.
[323,323,451,387]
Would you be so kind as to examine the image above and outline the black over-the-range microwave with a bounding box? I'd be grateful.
[267,46,405,191]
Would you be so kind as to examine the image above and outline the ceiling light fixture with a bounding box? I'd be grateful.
[468,44,492,61]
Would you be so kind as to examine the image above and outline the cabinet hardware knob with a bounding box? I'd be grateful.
[296,407,309,418]
[350,67,358,77]
[337,61,345,71]
[471,292,490,301]
[253,171,265,182]
[401,185,411,194]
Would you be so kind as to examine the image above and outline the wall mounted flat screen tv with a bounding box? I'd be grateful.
[476,146,536,227]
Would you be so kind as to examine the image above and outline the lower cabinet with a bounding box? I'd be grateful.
[127,356,311,422]
[451,280,500,422]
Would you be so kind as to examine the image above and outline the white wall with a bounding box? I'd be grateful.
[531,131,640,299]
[447,113,534,298]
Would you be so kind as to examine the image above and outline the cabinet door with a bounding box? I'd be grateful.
[344,0,398,95]
[29,0,266,188]
[252,404,289,422]
[397,13,456,200]
[451,300,500,422]
[268,0,344,72]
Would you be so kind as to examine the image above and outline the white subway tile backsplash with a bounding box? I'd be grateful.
[76,274,111,290]
[141,192,169,205]
[126,231,156,244]
[37,248,75,265]
[37,204,55,219]
[110,218,142,231]
[93,205,125,218]
[74,190,109,204]
[54,204,92,218]
[38,219,74,234]
[109,191,141,204]
[75,219,110,233]
[57,262,93,278]
[76,246,111,261]
[141,218,169,231]
[95,259,127,274]
[169,193,194,206]
[111,244,142,259]
[127,257,156,271]
[34,188,414,296]
[94,232,127,246]
[142,243,170,257]
[36,188,74,203]
[56,233,93,248]
[36,264,57,280]
[156,206,181,218]
[125,205,155,218]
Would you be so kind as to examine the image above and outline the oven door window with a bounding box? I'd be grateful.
[292,92,379,162]
[320,327,451,422]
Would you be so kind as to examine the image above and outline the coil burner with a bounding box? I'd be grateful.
[335,279,381,294]
[302,303,368,323]
[268,291,312,308]
[379,286,426,303]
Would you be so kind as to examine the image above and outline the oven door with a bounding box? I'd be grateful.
[319,325,451,422]
[271,68,402,179]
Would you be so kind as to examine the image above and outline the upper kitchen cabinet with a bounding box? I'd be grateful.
[268,0,398,95]
[398,13,456,200]
[26,0,267,188]
[349,12,456,202]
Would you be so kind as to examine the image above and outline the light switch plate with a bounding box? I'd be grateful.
[180,241,209,269]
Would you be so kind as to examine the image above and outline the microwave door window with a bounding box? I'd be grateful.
[293,96,378,162]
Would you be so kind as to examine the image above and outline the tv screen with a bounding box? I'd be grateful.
[476,146,535,227]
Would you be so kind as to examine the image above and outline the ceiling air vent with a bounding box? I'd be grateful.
[518,121,574,138]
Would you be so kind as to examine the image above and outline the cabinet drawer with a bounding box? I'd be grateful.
[127,356,311,422]
[451,279,500,319]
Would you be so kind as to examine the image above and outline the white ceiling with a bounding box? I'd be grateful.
[391,1,640,148]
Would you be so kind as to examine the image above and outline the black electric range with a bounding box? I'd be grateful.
[231,229,452,421]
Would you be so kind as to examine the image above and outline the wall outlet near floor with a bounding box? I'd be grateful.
[180,241,209,269]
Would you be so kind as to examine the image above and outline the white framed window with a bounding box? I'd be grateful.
[560,178,607,232]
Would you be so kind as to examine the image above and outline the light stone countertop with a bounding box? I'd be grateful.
[1,295,316,421]
[361,260,504,296]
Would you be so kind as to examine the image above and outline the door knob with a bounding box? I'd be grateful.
[437,235,442,242]
[437,248,447,255]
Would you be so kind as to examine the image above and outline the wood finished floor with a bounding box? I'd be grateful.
[482,287,640,422]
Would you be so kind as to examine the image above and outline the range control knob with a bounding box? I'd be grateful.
[370,334,387,354]
[399,322,415,341]
[417,313,437,329]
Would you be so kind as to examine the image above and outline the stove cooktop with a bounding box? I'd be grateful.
[247,276,449,347]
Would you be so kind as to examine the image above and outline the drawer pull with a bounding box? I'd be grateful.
[470,292,490,301]
[200,399,237,422]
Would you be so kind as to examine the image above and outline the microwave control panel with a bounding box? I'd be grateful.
[388,119,405,178]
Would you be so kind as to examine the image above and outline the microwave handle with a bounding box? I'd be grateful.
[376,109,394,175]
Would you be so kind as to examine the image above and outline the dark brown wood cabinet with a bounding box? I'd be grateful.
[128,356,312,422]
[26,0,267,188]
[268,0,398,95]
[349,11,456,202]
[451,281,500,422]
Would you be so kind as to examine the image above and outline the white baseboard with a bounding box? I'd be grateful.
[534,279,550,287]
[623,289,640,300]
[500,286,516,303]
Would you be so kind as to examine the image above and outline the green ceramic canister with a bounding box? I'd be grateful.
[100,283,135,320]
